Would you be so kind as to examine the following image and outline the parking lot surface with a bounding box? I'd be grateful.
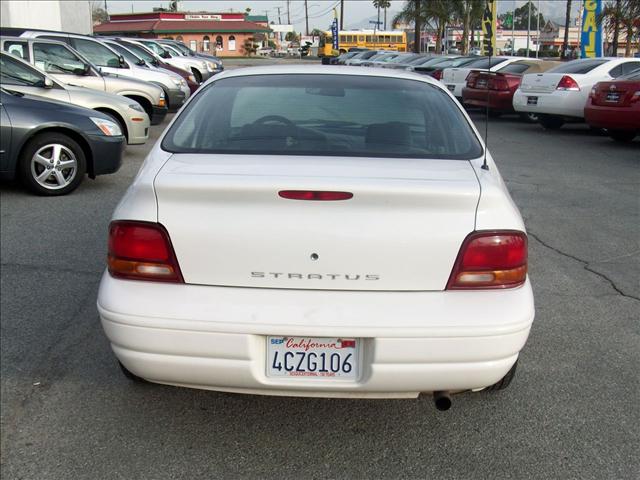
[1,76,639,478]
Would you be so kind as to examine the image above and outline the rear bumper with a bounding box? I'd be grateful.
[584,103,640,130]
[462,87,515,111]
[150,105,168,125]
[97,274,535,397]
[444,82,464,99]
[87,135,125,176]
[513,89,586,118]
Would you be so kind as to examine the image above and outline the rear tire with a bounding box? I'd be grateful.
[118,361,148,383]
[538,114,564,130]
[486,359,517,391]
[18,132,86,196]
[608,129,637,143]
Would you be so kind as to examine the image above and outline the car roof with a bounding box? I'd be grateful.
[0,35,69,47]
[207,65,443,88]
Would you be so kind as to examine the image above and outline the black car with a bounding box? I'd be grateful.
[0,88,125,195]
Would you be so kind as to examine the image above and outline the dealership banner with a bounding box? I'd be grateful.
[331,17,338,50]
[580,0,603,57]
[481,0,497,56]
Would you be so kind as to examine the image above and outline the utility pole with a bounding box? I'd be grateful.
[511,0,516,56]
[305,0,309,36]
[340,0,344,30]
[276,6,282,24]
[384,7,387,31]
[536,0,540,58]
[526,0,531,57]
[286,0,290,25]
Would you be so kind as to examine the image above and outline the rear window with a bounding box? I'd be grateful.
[498,62,531,74]
[547,59,607,74]
[465,57,507,69]
[618,69,640,80]
[162,74,482,160]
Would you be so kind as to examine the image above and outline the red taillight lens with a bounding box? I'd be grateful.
[278,190,353,201]
[108,221,183,283]
[431,69,443,80]
[466,71,479,87]
[631,91,640,103]
[447,231,528,290]
[589,87,597,99]
[556,75,580,91]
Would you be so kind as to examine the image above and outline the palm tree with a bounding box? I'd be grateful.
[373,0,391,31]
[457,0,484,54]
[561,0,572,59]
[599,0,640,56]
[392,0,422,53]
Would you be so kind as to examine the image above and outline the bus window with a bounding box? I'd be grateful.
[366,36,372,43]
[358,36,364,42]
[339,35,346,43]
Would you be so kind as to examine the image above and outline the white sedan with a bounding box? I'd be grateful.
[513,57,640,129]
[97,66,534,410]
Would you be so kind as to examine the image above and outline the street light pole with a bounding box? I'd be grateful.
[536,0,540,58]
[526,0,531,57]
[511,0,516,56]
[305,0,309,36]
[340,0,344,30]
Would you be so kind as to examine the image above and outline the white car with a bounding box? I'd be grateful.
[98,66,534,409]
[442,56,535,98]
[513,57,640,129]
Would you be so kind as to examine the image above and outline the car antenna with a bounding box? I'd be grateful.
[481,49,491,171]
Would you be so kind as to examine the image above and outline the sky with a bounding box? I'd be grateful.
[104,0,583,32]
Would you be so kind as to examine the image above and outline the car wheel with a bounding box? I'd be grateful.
[118,361,148,383]
[521,112,539,123]
[538,114,564,130]
[486,359,518,391]
[608,129,637,143]
[19,133,86,196]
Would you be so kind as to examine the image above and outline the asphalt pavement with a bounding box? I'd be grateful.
[1,79,639,479]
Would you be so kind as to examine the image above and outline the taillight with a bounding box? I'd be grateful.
[466,71,479,87]
[431,69,443,80]
[631,91,640,103]
[446,231,528,290]
[489,77,509,91]
[556,75,580,91]
[589,87,597,99]
[278,190,353,201]
[108,221,183,283]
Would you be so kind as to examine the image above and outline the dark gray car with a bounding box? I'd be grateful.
[0,88,125,195]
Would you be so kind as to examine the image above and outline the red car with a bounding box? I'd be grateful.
[585,69,640,142]
[462,60,560,121]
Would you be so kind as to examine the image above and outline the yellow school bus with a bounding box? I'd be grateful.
[319,30,407,57]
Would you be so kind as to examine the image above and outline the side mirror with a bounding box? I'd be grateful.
[118,55,127,68]
[44,77,54,88]
[161,51,171,59]
[136,59,146,66]
[73,64,90,75]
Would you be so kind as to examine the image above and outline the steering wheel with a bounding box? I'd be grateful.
[252,115,295,127]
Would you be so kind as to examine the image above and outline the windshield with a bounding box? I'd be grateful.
[168,42,191,55]
[120,41,156,63]
[547,59,607,74]
[106,42,144,66]
[0,54,46,86]
[162,74,482,160]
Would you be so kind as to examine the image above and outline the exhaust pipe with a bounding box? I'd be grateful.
[433,391,452,411]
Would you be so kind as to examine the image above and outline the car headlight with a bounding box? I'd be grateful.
[91,117,122,136]
[171,77,182,86]
[206,61,217,71]
[128,103,145,112]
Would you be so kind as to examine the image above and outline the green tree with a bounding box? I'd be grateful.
[455,0,484,54]
[373,0,391,30]
[242,37,257,56]
[285,31,298,42]
[562,0,572,59]
[498,1,545,30]
[599,0,640,56]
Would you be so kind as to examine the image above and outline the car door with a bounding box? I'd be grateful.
[0,53,71,103]
[0,101,12,173]
[31,41,106,91]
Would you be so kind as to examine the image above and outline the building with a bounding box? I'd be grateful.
[94,11,270,57]
[0,0,92,34]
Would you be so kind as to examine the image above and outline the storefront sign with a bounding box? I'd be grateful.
[481,0,497,56]
[185,14,221,21]
[580,0,603,57]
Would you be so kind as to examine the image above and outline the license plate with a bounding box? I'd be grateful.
[606,92,620,102]
[266,336,359,379]
[527,96,538,106]
[447,84,455,92]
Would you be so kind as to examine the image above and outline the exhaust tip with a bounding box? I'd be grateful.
[433,391,452,411]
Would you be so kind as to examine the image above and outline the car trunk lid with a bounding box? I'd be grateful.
[591,80,640,107]
[519,72,584,93]
[154,155,481,291]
